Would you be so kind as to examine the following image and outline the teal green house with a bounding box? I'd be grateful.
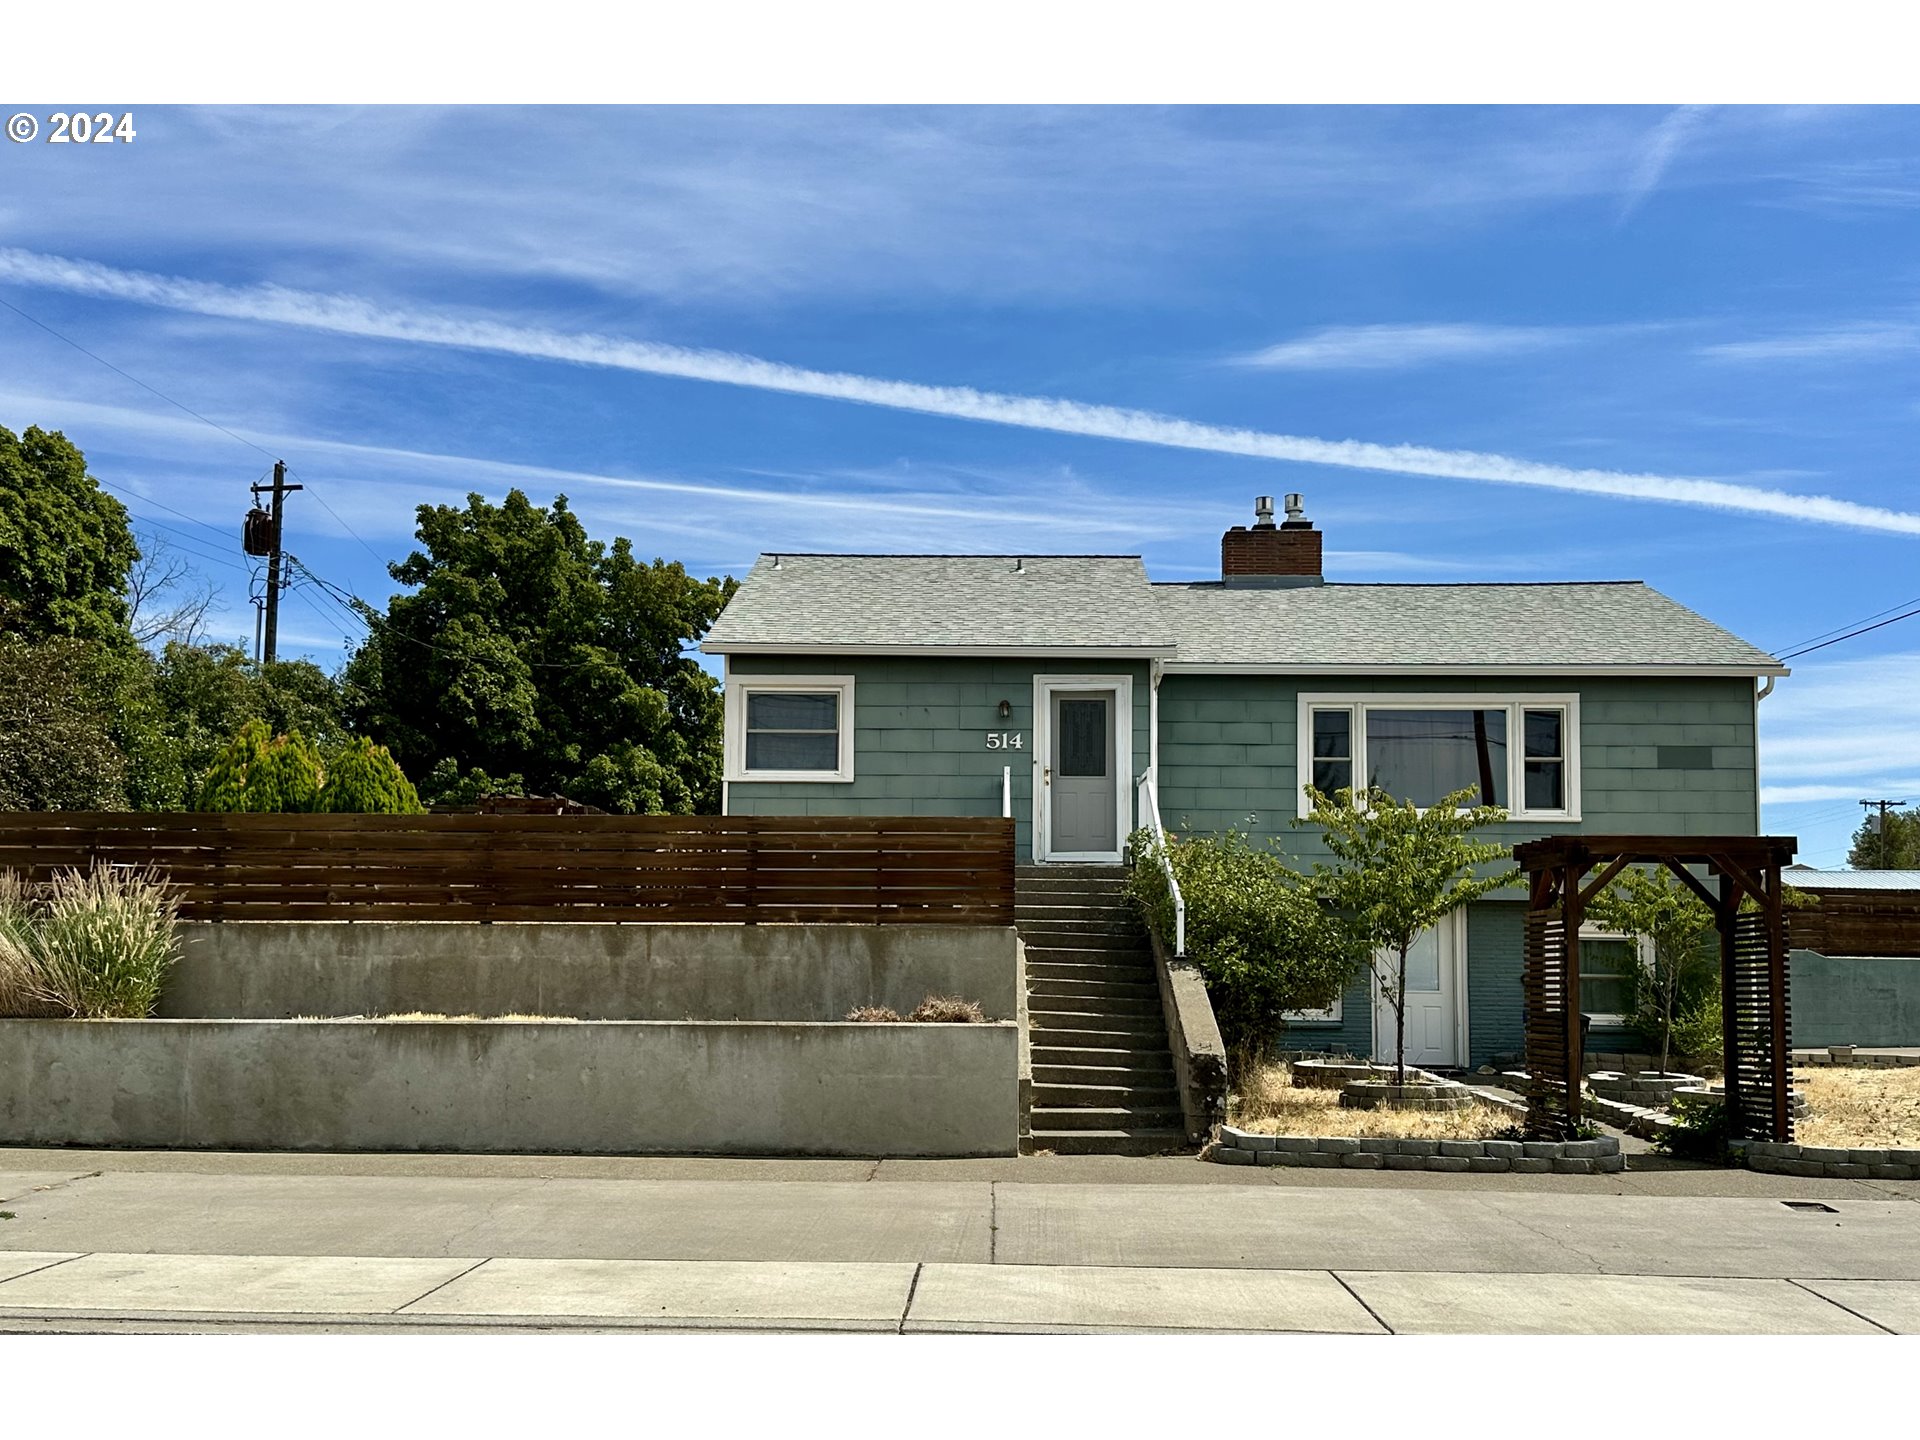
[703,496,1788,1069]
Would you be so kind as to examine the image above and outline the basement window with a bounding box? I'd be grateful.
[726,676,856,783]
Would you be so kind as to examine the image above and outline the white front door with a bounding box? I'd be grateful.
[1372,916,1463,1069]
[1032,676,1133,863]
[1048,691,1117,856]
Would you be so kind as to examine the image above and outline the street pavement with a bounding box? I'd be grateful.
[2,1149,1918,1333]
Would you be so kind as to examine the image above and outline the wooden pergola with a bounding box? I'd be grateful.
[1512,834,1798,1142]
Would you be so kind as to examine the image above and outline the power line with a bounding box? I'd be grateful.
[286,555,625,675]
[1773,590,1920,656]
[0,295,387,571]
[1776,603,1920,662]
[0,294,277,463]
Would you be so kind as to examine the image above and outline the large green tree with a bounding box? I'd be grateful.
[1847,808,1920,870]
[341,490,735,813]
[0,425,140,643]
[151,642,345,804]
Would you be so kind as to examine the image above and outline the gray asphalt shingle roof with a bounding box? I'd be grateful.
[704,554,1784,671]
[702,553,1175,652]
[1151,580,1784,670]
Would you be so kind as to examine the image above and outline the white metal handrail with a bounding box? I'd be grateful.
[1001,765,1011,819]
[1136,767,1185,957]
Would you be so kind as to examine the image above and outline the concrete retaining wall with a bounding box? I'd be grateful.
[0,1018,1020,1157]
[159,922,1019,1022]
[1144,925,1227,1144]
[1213,1129,1625,1173]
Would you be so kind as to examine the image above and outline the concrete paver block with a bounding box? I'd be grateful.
[1793,1279,1920,1334]
[906,1263,1386,1333]
[406,1257,916,1328]
[0,1252,82,1285]
[1339,1271,1884,1335]
[0,1252,477,1315]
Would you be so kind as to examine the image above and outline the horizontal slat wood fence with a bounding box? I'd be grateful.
[1788,894,1920,957]
[0,813,1016,925]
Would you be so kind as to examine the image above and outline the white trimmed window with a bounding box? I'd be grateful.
[1297,693,1580,820]
[725,676,856,783]
[1578,926,1653,1026]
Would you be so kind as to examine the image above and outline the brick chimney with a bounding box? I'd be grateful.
[1221,494,1323,587]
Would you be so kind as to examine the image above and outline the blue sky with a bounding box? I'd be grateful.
[2,104,1918,865]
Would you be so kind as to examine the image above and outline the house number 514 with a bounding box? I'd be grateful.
[985,732,1024,750]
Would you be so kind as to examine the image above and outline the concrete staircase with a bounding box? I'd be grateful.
[1017,863,1188,1156]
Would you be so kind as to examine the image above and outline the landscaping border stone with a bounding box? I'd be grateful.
[1730,1139,1920,1181]
[1212,1127,1624,1173]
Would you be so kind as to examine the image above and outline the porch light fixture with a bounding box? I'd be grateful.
[997,699,1012,719]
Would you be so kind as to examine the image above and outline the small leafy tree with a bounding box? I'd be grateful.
[1128,828,1368,1054]
[1586,866,1717,1076]
[1301,786,1519,1084]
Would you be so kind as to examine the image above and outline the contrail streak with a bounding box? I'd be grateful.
[6,246,1918,536]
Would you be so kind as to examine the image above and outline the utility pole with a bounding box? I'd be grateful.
[244,462,302,665]
[1861,798,1907,869]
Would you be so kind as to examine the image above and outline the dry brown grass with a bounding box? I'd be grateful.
[1229,1059,1522,1141]
[909,995,985,1023]
[1795,1066,1920,1148]
[363,1012,580,1023]
[845,1006,902,1023]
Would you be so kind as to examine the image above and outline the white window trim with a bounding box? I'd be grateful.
[725,675,856,784]
[1577,924,1655,1027]
[1294,691,1582,822]
[1283,998,1343,1023]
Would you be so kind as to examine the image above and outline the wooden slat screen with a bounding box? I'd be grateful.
[1523,909,1575,1135]
[1726,909,1793,1141]
[0,813,1016,925]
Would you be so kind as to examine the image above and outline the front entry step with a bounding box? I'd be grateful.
[1017,863,1192,1158]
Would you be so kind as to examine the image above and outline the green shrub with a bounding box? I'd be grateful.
[1654,1089,1729,1161]
[197,723,422,814]
[1128,827,1367,1051]
[319,736,424,814]
[0,866,182,1018]
[1669,988,1724,1070]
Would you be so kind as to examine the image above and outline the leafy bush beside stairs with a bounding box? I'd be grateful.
[1126,828,1367,1052]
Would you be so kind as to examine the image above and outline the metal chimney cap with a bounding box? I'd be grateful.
[1253,495,1276,528]
[1284,493,1305,520]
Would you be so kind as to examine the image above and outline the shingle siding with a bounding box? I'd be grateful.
[725,654,1151,858]
[1155,673,1759,860]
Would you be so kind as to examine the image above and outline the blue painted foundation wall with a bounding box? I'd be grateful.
[1790,950,1920,1048]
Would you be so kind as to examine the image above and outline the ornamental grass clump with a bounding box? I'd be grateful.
[0,866,182,1019]
[846,1005,902,1023]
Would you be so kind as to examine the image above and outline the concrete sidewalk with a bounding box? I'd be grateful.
[0,1250,1908,1334]
[3,1152,1918,1333]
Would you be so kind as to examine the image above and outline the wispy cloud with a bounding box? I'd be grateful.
[1759,650,1920,806]
[1700,322,1920,363]
[7,247,1920,538]
[1233,323,1604,371]
[1618,105,1712,224]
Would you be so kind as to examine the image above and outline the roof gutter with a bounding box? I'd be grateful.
[703,642,1180,658]
[1158,662,1791,679]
